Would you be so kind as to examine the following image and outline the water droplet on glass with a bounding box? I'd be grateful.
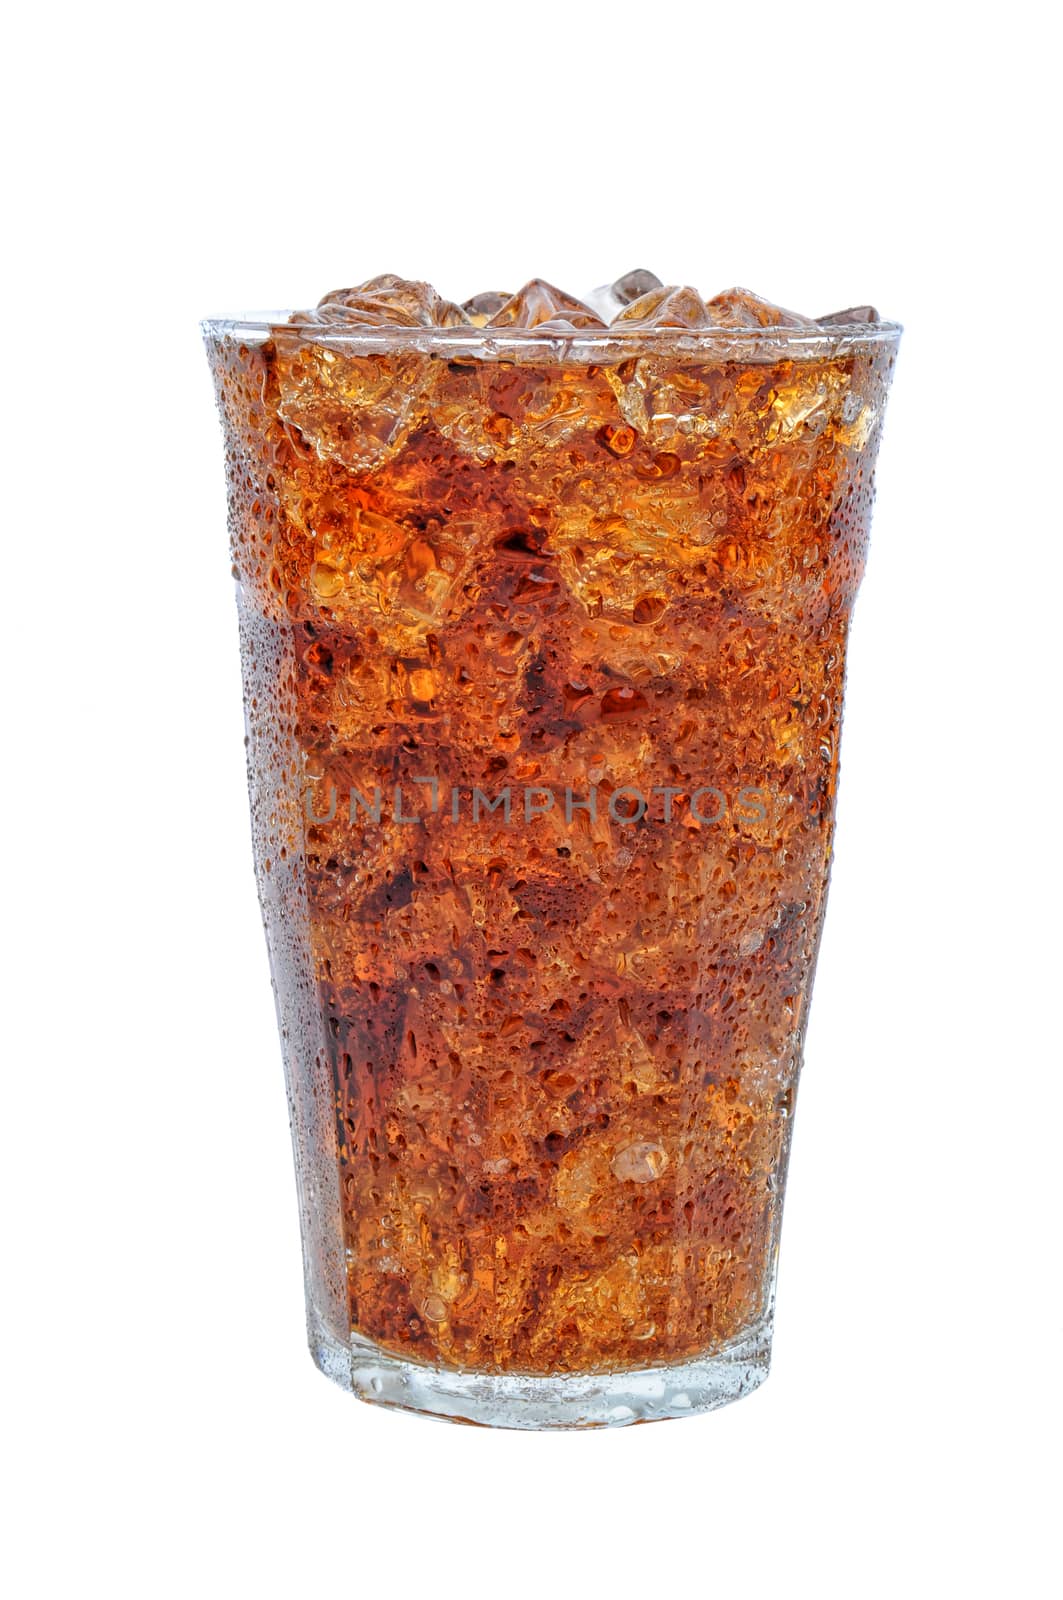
[310,560,345,600]
[421,1293,448,1323]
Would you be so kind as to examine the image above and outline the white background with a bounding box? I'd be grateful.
[4,2,1059,1595]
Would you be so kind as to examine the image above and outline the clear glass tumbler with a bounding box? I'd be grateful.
[204,276,899,1427]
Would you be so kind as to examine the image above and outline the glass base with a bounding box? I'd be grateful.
[309,1309,772,1429]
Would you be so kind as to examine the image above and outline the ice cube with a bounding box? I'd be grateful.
[585,269,663,323]
[274,341,434,472]
[613,285,714,329]
[816,304,880,325]
[705,288,814,329]
[297,274,470,328]
[612,268,664,306]
[486,279,606,332]
[462,291,513,327]
[610,1140,669,1183]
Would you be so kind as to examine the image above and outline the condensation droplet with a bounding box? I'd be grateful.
[420,1293,448,1323]
[310,560,345,599]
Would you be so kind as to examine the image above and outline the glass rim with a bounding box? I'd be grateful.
[201,313,902,363]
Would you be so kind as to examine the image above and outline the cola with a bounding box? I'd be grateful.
[205,274,899,1426]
